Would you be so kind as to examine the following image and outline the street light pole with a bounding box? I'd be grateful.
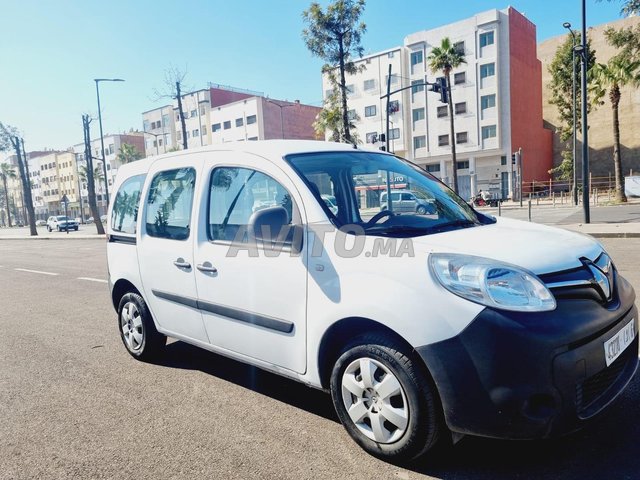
[563,22,579,207]
[580,0,590,223]
[94,78,125,206]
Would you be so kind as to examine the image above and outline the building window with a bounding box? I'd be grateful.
[236,118,244,127]
[456,132,468,144]
[501,155,507,166]
[223,121,231,130]
[438,134,449,146]
[454,41,465,55]
[389,128,400,140]
[109,144,114,155]
[410,50,423,66]
[457,161,470,170]
[364,105,377,117]
[364,79,376,91]
[388,100,400,114]
[454,72,466,85]
[200,105,206,116]
[437,106,448,118]
[190,110,197,118]
[212,123,221,132]
[426,164,440,173]
[192,129,199,137]
[413,135,426,149]
[412,108,425,124]
[385,74,399,85]
[347,109,357,121]
[345,84,355,94]
[366,132,378,144]
[480,31,495,48]
[481,94,496,110]
[247,115,257,125]
[201,125,207,135]
[455,102,467,115]
[248,136,258,141]
[411,80,425,95]
[480,63,495,79]
[481,125,497,139]
[162,114,170,126]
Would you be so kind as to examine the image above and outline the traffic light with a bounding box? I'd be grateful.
[437,77,448,104]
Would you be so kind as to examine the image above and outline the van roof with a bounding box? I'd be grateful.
[116,140,382,178]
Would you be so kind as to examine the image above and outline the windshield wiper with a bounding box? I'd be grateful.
[424,219,477,233]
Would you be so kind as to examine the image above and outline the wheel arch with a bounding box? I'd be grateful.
[317,317,432,390]
[111,278,142,312]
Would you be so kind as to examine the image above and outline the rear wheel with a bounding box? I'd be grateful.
[118,292,166,361]
[416,205,427,215]
[330,335,445,462]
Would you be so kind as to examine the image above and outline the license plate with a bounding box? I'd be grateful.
[604,319,636,366]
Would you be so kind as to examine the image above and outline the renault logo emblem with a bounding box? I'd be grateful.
[587,254,613,301]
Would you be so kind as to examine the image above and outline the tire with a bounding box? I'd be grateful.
[74,227,78,231]
[47,226,51,232]
[57,226,60,232]
[118,292,166,361]
[330,334,445,462]
[416,205,427,215]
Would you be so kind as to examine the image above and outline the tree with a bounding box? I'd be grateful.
[153,67,189,150]
[313,89,360,143]
[0,123,37,235]
[303,0,366,144]
[591,56,640,202]
[0,163,17,227]
[605,24,640,63]
[78,164,105,183]
[116,143,143,164]
[82,114,105,235]
[547,35,598,186]
[428,37,466,194]
[604,0,640,16]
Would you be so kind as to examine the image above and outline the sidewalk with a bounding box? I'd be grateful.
[0,226,106,240]
[558,223,640,238]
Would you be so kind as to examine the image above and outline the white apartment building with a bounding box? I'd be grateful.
[322,7,552,200]
[142,84,321,156]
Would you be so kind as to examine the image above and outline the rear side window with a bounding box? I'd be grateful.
[208,167,294,243]
[145,168,195,240]
[111,174,145,234]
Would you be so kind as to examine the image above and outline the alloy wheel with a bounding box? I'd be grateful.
[120,302,144,352]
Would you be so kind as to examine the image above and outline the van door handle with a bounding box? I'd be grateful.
[196,262,218,274]
[173,258,191,269]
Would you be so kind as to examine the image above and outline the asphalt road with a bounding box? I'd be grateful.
[1,238,639,480]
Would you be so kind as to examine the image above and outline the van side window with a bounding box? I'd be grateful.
[111,174,145,234]
[145,168,195,240]
[208,167,295,243]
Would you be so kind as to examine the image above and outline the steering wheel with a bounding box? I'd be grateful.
[366,210,396,226]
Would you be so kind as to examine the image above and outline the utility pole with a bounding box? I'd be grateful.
[176,82,188,150]
[12,136,37,235]
[580,0,590,223]
[83,114,105,235]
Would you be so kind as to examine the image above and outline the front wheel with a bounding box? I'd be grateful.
[118,292,166,361]
[330,335,445,462]
[416,205,427,215]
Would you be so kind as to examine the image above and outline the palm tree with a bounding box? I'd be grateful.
[428,37,466,194]
[116,143,143,165]
[591,56,640,202]
[78,164,104,184]
[0,163,17,227]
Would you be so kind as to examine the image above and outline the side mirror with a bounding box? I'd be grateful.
[248,206,303,254]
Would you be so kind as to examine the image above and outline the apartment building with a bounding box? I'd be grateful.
[2,151,51,224]
[322,7,552,200]
[142,84,321,155]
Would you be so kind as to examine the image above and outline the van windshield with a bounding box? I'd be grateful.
[287,151,493,237]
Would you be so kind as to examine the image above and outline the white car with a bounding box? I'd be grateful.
[106,141,638,462]
[46,215,78,232]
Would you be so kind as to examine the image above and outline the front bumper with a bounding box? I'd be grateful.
[416,271,638,440]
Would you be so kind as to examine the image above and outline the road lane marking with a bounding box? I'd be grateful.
[78,277,108,283]
[14,268,59,276]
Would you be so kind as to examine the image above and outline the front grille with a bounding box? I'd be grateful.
[576,339,637,414]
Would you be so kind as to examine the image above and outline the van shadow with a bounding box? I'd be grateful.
[413,369,640,479]
[151,340,339,423]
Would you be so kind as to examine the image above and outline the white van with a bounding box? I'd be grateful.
[107,141,638,462]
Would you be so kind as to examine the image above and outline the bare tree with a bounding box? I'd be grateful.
[82,114,105,235]
[153,66,190,150]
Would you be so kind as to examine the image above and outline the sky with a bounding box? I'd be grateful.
[0,0,629,154]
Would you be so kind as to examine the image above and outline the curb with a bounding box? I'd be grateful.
[581,232,640,239]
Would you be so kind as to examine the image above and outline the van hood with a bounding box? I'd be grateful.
[412,217,603,275]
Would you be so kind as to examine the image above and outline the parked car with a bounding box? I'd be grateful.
[107,141,638,462]
[86,217,95,224]
[46,215,78,232]
[35,220,46,226]
[380,189,436,214]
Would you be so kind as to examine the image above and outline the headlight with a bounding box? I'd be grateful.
[429,253,556,312]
